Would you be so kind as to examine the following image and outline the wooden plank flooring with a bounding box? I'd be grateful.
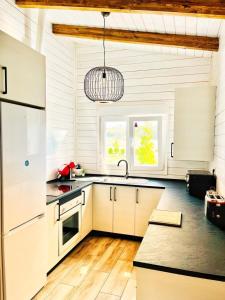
[33,236,140,300]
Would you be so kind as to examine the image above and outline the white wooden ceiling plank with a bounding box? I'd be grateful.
[174,16,186,35]
[194,49,204,57]
[197,18,209,36]
[185,49,195,57]
[131,14,146,31]
[141,14,151,32]
[163,15,175,34]
[151,15,166,33]
[185,17,197,35]
[177,48,186,56]
[202,51,213,58]
[108,13,125,30]
[120,13,136,31]
[206,19,222,37]
[219,21,225,36]
[141,15,155,32]
[135,14,147,31]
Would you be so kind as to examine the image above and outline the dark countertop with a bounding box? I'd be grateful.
[46,176,167,205]
[46,176,225,281]
[134,180,225,281]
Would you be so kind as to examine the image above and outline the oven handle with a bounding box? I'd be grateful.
[56,203,60,222]
[59,204,81,222]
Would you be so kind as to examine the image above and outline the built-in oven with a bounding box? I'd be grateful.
[57,190,82,256]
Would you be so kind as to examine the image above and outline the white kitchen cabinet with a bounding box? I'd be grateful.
[93,184,113,232]
[135,188,163,237]
[81,185,93,239]
[3,214,47,300]
[173,86,216,161]
[0,30,46,108]
[93,184,164,236]
[47,201,59,272]
[113,186,136,235]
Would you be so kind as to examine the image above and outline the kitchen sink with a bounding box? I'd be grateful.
[101,177,149,184]
[77,176,150,185]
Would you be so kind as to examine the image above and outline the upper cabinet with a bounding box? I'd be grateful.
[0,31,46,108]
[173,86,216,161]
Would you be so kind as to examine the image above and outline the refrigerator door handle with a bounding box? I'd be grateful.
[5,214,45,236]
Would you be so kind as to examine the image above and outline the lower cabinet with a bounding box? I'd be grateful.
[47,200,59,272]
[135,188,163,237]
[81,185,93,239]
[93,184,113,232]
[113,186,136,235]
[93,184,163,237]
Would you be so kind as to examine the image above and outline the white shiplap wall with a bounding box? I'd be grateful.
[211,21,225,195]
[76,45,211,179]
[0,0,76,180]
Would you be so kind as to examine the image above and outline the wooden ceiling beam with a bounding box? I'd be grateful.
[16,0,225,19]
[52,24,219,52]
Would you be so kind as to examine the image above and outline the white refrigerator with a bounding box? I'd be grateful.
[0,102,46,300]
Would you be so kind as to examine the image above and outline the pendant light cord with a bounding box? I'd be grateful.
[103,13,106,72]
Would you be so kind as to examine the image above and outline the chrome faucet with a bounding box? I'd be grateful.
[117,160,129,179]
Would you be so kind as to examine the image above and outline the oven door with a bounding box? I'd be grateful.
[58,204,81,256]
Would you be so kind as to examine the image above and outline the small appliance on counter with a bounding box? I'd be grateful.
[186,169,216,199]
[70,164,85,179]
[205,190,225,230]
[57,162,85,181]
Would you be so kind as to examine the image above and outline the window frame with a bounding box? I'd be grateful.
[100,114,166,172]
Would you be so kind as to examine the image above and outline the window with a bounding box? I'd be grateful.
[101,116,165,171]
[102,119,126,165]
[130,117,162,170]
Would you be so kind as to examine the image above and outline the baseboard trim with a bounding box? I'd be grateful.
[91,230,143,241]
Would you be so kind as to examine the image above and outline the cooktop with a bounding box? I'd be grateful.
[46,182,74,197]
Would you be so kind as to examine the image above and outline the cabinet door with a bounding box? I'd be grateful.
[135,188,163,237]
[81,186,93,239]
[174,86,215,161]
[113,186,136,235]
[3,214,47,300]
[93,184,113,232]
[47,201,59,272]
[1,102,46,234]
[0,30,46,108]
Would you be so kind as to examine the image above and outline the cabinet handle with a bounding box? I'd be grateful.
[56,203,60,222]
[2,67,7,95]
[170,142,174,158]
[114,187,117,201]
[136,188,139,204]
[110,186,112,201]
[82,190,86,205]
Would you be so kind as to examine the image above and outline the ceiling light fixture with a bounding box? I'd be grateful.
[84,12,124,103]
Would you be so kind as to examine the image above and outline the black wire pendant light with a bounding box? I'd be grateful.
[84,12,124,103]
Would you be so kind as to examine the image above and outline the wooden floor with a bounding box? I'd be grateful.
[34,236,140,300]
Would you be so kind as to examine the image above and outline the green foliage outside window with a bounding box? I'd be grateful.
[107,140,125,164]
[135,125,157,165]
